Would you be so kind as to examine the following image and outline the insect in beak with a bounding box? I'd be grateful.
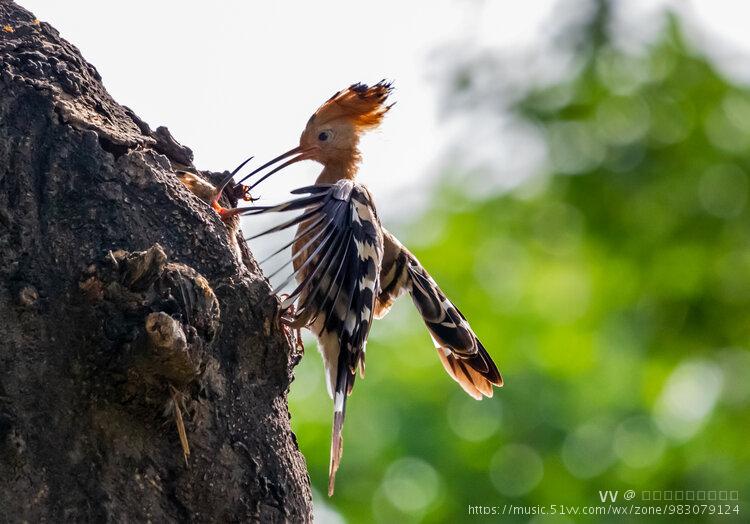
[212,155,254,207]
[216,145,317,217]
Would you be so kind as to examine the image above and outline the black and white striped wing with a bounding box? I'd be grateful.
[377,230,503,400]
[243,179,383,495]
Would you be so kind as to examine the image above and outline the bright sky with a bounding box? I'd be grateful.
[19,0,750,224]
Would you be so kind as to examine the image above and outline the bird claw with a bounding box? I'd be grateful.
[276,294,305,355]
[292,327,304,354]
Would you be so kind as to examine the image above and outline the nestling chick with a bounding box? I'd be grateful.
[176,171,219,204]
[175,170,244,259]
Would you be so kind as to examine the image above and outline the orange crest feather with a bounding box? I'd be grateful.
[312,80,394,130]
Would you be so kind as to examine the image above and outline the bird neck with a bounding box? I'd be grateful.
[315,154,360,184]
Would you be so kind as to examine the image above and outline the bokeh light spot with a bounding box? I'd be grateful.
[595,95,650,145]
[474,237,530,312]
[717,349,750,406]
[595,46,650,95]
[614,415,666,468]
[654,360,723,441]
[561,422,616,478]
[382,457,441,514]
[531,202,584,256]
[648,95,693,145]
[531,265,591,324]
[547,121,606,174]
[704,103,750,153]
[490,444,544,496]
[447,394,503,442]
[698,164,748,219]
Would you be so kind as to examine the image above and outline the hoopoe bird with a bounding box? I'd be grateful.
[212,82,503,495]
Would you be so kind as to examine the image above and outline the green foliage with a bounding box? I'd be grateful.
[290,12,750,523]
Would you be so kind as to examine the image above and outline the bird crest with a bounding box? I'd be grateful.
[310,80,394,131]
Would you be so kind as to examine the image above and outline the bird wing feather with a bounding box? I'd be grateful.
[243,180,383,496]
[377,230,503,399]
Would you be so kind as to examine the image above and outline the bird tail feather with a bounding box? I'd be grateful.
[328,407,345,496]
[406,256,502,399]
[328,365,353,496]
[434,340,501,399]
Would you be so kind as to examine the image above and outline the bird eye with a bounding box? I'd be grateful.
[318,130,332,142]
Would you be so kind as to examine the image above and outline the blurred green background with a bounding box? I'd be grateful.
[289,1,750,522]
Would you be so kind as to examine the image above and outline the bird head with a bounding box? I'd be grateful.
[176,171,217,203]
[298,81,394,168]
[227,81,394,195]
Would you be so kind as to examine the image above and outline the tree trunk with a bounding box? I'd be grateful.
[0,1,312,521]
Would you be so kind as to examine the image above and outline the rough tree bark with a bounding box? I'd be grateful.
[0,1,313,521]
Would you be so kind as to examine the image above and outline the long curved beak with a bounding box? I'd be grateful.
[213,145,313,206]
[211,156,254,204]
[215,145,316,218]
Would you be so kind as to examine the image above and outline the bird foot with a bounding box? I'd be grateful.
[292,327,305,355]
[276,294,305,355]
